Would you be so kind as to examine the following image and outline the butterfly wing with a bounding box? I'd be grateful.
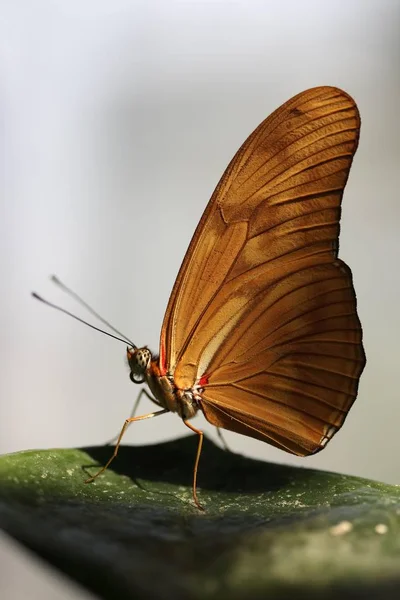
[159,86,365,455]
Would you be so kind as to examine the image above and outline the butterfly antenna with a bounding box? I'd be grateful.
[48,275,136,348]
[32,286,136,348]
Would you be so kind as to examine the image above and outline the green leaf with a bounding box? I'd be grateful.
[0,436,399,599]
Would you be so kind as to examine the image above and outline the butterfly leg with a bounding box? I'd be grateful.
[183,420,205,511]
[105,388,163,445]
[216,427,231,452]
[85,408,169,483]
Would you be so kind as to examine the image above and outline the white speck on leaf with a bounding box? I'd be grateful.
[375,523,388,535]
[329,521,353,536]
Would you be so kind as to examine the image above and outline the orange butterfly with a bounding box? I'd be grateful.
[58,87,367,509]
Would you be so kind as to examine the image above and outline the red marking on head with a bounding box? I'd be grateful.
[199,373,209,387]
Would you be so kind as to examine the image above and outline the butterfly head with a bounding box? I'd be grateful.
[127,346,152,384]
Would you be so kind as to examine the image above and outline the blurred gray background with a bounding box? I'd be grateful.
[2,0,400,495]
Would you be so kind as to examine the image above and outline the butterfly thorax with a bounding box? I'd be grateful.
[127,346,199,420]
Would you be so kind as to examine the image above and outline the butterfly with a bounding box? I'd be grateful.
[46,86,367,510]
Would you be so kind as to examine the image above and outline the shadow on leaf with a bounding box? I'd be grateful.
[82,435,293,495]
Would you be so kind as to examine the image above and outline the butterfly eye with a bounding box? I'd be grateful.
[127,347,152,384]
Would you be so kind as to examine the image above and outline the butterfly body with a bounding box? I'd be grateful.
[127,347,200,420]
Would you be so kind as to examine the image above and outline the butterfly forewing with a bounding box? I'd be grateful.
[160,86,365,455]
